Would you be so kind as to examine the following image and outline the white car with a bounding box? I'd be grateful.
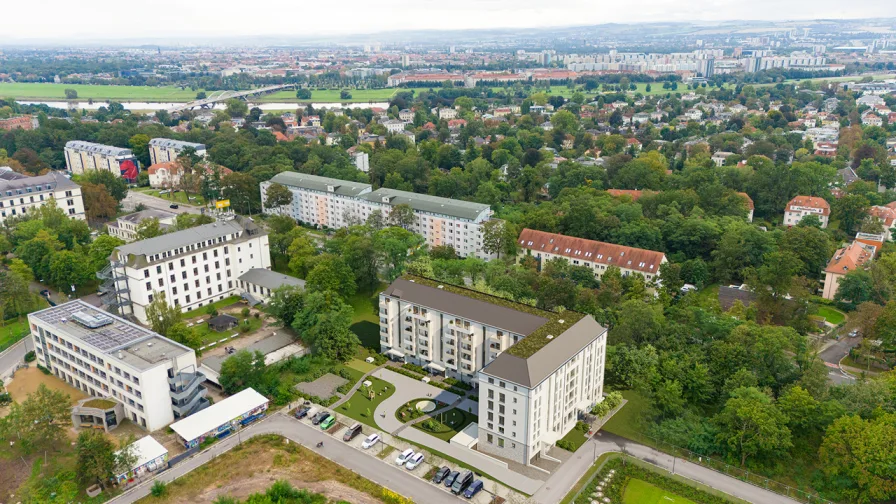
[405,452,425,470]
[361,433,381,449]
[395,448,415,465]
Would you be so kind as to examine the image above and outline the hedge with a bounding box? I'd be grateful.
[386,368,468,395]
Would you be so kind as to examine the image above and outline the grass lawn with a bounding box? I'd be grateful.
[557,422,590,452]
[395,398,449,424]
[257,88,398,103]
[412,408,478,442]
[336,375,395,429]
[693,283,721,307]
[344,358,377,374]
[134,187,205,205]
[348,283,388,351]
[0,318,29,352]
[814,305,846,325]
[181,295,242,319]
[623,478,697,504]
[0,82,203,102]
[602,390,651,445]
[192,315,264,345]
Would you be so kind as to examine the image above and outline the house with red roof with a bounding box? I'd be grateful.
[822,235,882,300]
[784,196,830,228]
[868,205,896,241]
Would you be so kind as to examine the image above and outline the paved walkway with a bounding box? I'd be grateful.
[372,368,461,433]
[105,413,460,504]
[330,363,387,409]
[533,431,802,504]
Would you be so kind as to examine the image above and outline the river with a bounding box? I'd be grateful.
[17,100,390,112]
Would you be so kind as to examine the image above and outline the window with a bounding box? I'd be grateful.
[498,438,504,448]
[487,434,493,444]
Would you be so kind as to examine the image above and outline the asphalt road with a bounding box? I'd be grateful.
[819,335,861,384]
[0,338,33,380]
[122,190,202,215]
[106,413,461,504]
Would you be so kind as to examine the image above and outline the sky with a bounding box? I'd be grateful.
[3,0,894,41]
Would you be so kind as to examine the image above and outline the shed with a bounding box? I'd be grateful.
[207,314,239,332]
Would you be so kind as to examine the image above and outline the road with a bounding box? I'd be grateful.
[0,338,33,381]
[818,335,861,384]
[106,413,461,504]
[122,190,202,215]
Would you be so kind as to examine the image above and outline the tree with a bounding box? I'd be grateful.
[375,226,424,280]
[224,98,249,118]
[834,269,873,307]
[48,250,94,292]
[306,254,357,299]
[218,350,266,395]
[88,235,124,272]
[287,234,317,278]
[83,170,128,202]
[296,88,312,100]
[64,88,78,99]
[777,386,819,432]
[268,285,306,328]
[834,194,870,236]
[129,134,151,167]
[481,220,517,259]
[714,387,792,468]
[0,384,71,453]
[221,172,262,214]
[136,217,164,240]
[145,291,181,337]
[387,204,416,229]
[292,291,358,361]
[81,182,119,223]
[76,429,117,487]
[340,89,352,100]
[264,183,293,213]
[818,413,896,503]
[196,91,207,100]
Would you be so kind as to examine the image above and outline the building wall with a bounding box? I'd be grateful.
[822,271,842,300]
[0,189,85,224]
[64,147,130,177]
[149,145,207,165]
[520,248,664,282]
[784,209,829,228]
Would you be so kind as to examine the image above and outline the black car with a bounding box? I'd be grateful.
[39,289,50,297]
[295,406,311,419]
[443,470,460,488]
[169,204,179,209]
[311,411,329,425]
[432,466,451,484]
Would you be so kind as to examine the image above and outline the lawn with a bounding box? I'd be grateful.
[257,88,398,103]
[0,83,202,101]
[192,315,264,345]
[344,358,377,374]
[623,478,696,504]
[602,390,650,445]
[412,408,478,442]
[0,318,30,352]
[335,375,395,429]
[181,295,242,318]
[814,305,846,325]
[134,187,205,205]
[557,422,590,452]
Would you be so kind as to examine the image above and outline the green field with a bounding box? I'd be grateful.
[623,478,697,504]
[258,88,398,103]
[602,390,651,444]
[0,83,201,101]
[0,318,30,352]
[814,305,846,325]
[134,187,205,205]
[348,284,387,351]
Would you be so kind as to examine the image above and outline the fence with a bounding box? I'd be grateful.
[630,432,835,504]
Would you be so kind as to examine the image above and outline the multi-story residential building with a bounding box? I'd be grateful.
[0,115,38,131]
[868,204,896,241]
[784,195,830,228]
[0,169,85,223]
[377,276,607,466]
[106,209,178,242]
[29,300,209,431]
[260,172,373,229]
[64,141,139,179]
[383,119,408,133]
[148,138,207,165]
[822,234,883,300]
[517,229,666,282]
[100,215,270,323]
[438,108,458,120]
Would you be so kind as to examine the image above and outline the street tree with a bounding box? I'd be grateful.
[387,203,416,229]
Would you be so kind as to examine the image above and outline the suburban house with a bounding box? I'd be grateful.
[822,234,883,300]
[106,209,178,242]
[784,195,830,228]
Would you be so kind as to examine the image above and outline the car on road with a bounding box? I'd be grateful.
[311,411,329,425]
[361,433,380,449]
[443,470,460,488]
[405,453,424,470]
[39,289,50,297]
[319,415,336,430]
[464,480,483,499]
[432,466,451,484]
[295,406,312,419]
[343,423,363,442]
[451,471,474,495]
[169,204,179,209]
[395,448,415,466]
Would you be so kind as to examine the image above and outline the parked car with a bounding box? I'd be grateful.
[432,466,451,484]
[319,415,336,430]
[849,329,860,337]
[361,433,381,449]
[311,411,328,425]
[395,448,415,466]
[405,452,425,470]
[343,423,363,442]
[39,289,50,297]
[464,480,484,499]
[443,470,460,488]
[169,204,179,209]
[295,406,311,419]
[451,471,474,494]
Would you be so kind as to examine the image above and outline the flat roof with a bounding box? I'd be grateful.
[238,268,305,291]
[362,188,490,221]
[201,332,295,374]
[148,138,206,150]
[169,388,268,442]
[383,277,549,336]
[267,171,372,198]
[117,435,167,472]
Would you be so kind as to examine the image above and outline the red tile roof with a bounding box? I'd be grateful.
[606,189,649,201]
[825,241,873,275]
[737,192,754,210]
[787,196,831,216]
[869,205,896,227]
[517,228,666,275]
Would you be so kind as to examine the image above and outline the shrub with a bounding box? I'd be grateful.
[150,480,167,497]
[24,351,36,362]
[254,312,260,319]
[557,439,575,451]
[241,307,250,317]
[0,393,11,406]
[37,364,51,375]
[240,324,251,333]
[205,306,218,316]
[402,363,427,375]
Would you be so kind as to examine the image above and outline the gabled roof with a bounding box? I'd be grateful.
[825,241,873,275]
[737,192,754,210]
[518,228,666,275]
[238,268,305,291]
[787,196,831,216]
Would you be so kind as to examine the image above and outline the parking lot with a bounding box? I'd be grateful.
[291,405,513,503]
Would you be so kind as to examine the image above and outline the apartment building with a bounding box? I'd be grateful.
[148,138,207,165]
[822,235,883,300]
[101,215,270,323]
[29,300,208,432]
[517,229,667,282]
[64,141,139,179]
[0,169,85,223]
[261,173,494,259]
[784,195,830,228]
[0,115,38,131]
[106,209,177,242]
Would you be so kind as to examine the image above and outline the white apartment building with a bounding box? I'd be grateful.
[148,138,207,165]
[438,108,458,120]
[106,209,178,242]
[383,119,408,133]
[101,216,271,323]
[517,229,667,282]
[29,300,209,431]
[784,195,830,228]
[64,141,138,178]
[0,169,85,223]
[261,173,495,259]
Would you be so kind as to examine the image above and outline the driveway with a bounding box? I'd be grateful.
[122,190,202,215]
[818,335,861,384]
[372,368,461,433]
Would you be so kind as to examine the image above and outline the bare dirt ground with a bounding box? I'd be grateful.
[175,471,382,504]
[5,367,87,403]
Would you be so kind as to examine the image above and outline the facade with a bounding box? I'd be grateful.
[383,119,408,133]
[867,205,896,241]
[438,108,458,120]
[351,151,370,173]
[784,195,830,228]
[0,170,85,223]
[169,387,268,448]
[237,267,305,305]
[260,172,373,229]
[147,161,232,189]
[107,209,177,242]
[517,229,667,282]
[115,436,168,483]
[64,141,139,179]
[29,300,208,431]
[148,138,207,165]
[822,239,877,300]
[100,216,270,323]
